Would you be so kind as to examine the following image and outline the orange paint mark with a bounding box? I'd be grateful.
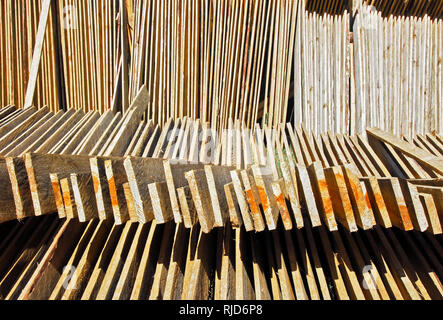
[62,191,71,207]
[398,204,413,230]
[276,193,291,226]
[374,192,385,209]
[245,189,260,215]
[92,175,100,193]
[51,181,63,208]
[108,177,119,207]
[256,186,269,211]
[364,193,373,210]
[317,179,334,216]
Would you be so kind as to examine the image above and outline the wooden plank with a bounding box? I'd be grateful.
[224,182,243,229]
[5,157,32,220]
[378,178,414,231]
[308,161,338,231]
[367,128,443,175]
[230,170,254,232]
[324,166,358,232]
[18,219,85,300]
[104,159,130,225]
[252,164,280,230]
[95,222,138,300]
[360,176,392,228]
[60,177,77,220]
[342,163,376,230]
[177,186,198,229]
[185,169,215,233]
[124,156,167,224]
[24,0,52,108]
[149,181,174,224]
[71,172,99,222]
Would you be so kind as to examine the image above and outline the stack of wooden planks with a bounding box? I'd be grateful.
[0,103,442,234]
[0,102,441,301]
[353,5,443,137]
[0,0,442,301]
[1,1,442,138]
[0,0,63,112]
[57,0,120,114]
[292,8,351,135]
[0,0,123,113]
[128,0,298,131]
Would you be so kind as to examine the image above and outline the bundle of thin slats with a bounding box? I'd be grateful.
[293,7,351,136]
[0,0,62,112]
[0,213,441,300]
[127,0,298,132]
[0,0,123,114]
[57,0,120,113]
[354,5,443,137]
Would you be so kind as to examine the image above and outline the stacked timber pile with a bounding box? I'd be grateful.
[0,0,121,113]
[0,0,442,301]
[0,102,441,300]
[353,5,443,136]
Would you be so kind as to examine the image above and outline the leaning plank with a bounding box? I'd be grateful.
[23,0,52,108]
[342,163,376,230]
[419,194,442,235]
[48,220,99,300]
[205,165,233,227]
[0,107,49,151]
[224,183,243,229]
[18,219,85,300]
[112,223,151,300]
[271,179,293,230]
[104,85,149,156]
[149,181,174,224]
[177,186,198,229]
[60,178,77,220]
[71,173,99,222]
[90,157,114,221]
[378,178,414,231]
[104,159,130,225]
[252,164,280,230]
[367,128,443,175]
[238,169,264,232]
[324,166,358,232]
[398,180,429,232]
[185,169,216,233]
[416,185,443,224]
[308,161,338,231]
[4,111,64,157]
[163,224,190,300]
[95,223,137,300]
[360,176,392,228]
[61,221,113,300]
[296,164,322,227]
[148,222,176,300]
[5,157,32,220]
